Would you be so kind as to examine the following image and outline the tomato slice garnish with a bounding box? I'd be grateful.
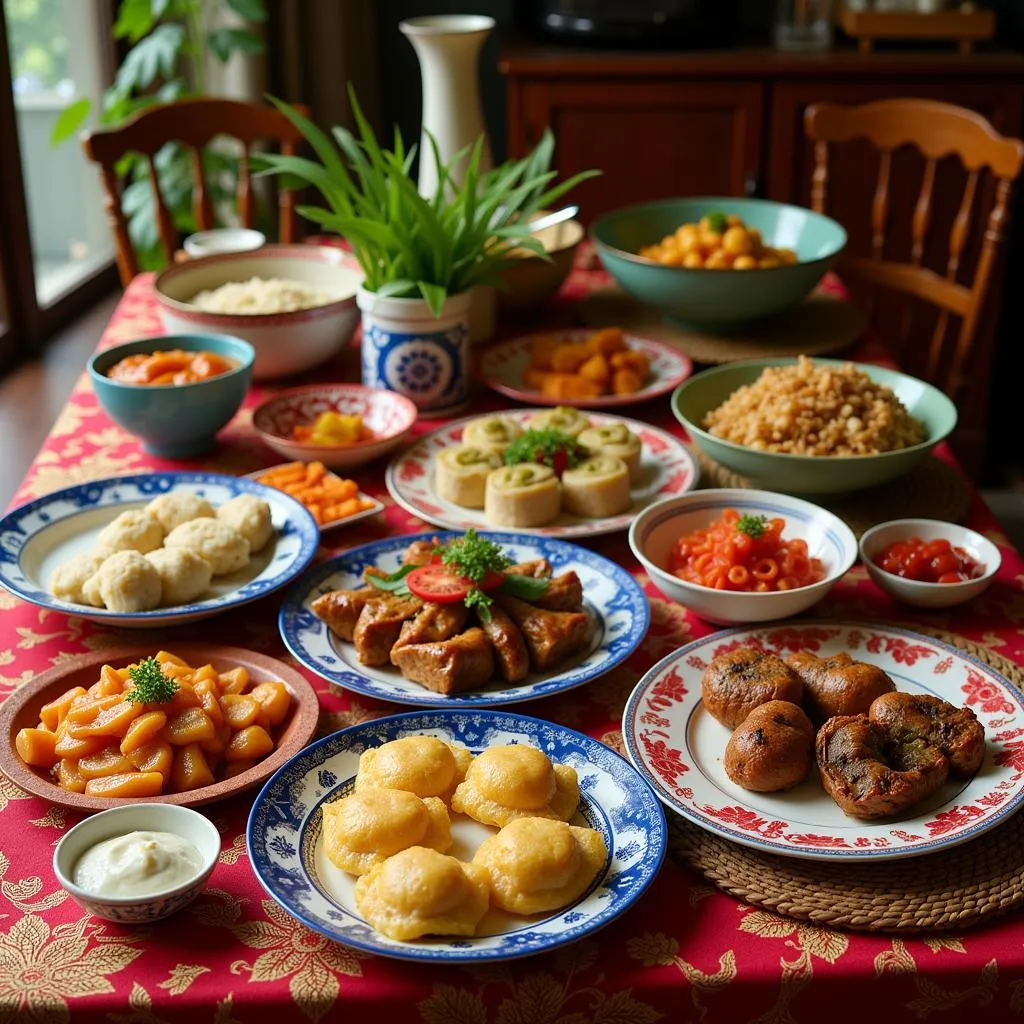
[478,569,505,591]
[406,564,471,603]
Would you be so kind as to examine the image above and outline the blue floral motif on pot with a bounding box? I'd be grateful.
[362,323,468,412]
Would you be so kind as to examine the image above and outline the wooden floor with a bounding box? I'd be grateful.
[0,291,120,506]
[2,290,1023,552]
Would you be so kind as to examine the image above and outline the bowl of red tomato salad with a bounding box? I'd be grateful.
[859,519,1001,609]
[628,489,857,624]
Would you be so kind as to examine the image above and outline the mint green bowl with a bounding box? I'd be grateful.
[672,359,958,495]
[591,197,847,328]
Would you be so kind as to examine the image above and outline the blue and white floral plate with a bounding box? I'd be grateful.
[247,709,667,962]
[0,472,319,628]
[278,531,649,707]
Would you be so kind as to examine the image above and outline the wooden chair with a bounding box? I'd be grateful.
[83,97,308,286]
[804,99,1024,415]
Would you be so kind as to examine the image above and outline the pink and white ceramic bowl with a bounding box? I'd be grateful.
[154,245,362,381]
[252,384,418,470]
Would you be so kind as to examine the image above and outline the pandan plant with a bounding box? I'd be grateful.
[254,89,599,315]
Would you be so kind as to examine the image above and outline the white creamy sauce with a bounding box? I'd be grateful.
[72,830,203,898]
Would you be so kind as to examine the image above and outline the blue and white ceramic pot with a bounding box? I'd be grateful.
[358,288,471,416]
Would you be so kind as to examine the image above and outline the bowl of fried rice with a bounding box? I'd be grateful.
[672,357,957,494]
[155,245,363,380]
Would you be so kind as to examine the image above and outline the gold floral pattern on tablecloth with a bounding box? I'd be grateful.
[3,270,1024,1022]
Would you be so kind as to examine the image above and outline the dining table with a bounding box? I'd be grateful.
[3,249,1024,1024]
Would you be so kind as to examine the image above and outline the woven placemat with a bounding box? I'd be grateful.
[669,629,1024,933]
[693,448,972,537]
[580,284,865,363]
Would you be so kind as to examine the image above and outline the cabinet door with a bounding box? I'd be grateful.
[511,80,764,223]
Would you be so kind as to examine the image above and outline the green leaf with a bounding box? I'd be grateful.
[115,23,185,95]
[500,573,550,602]
[365,564,417,593]
[50,98,92,146]
[114,0,155,43]
[151,0,173,18]
[375,279,419,299]
[226,0,266,21]
[417,281,448,316]
[207,27,264,63]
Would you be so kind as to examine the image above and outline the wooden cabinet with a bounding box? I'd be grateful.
[512,80,763,221]
[500,42,1024,480]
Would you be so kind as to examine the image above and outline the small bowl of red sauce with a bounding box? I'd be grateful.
[859,518,1001,609]
[88,334,254,459]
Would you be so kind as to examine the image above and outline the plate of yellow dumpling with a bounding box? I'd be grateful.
[247,710,667,961]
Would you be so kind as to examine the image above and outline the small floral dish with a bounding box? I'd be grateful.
[253,384,418,471]
[859,519,1001,610]
[623,621,1024,861]
[478,329,693,409]
[629,489,857,625]
[244,464,384,532]
[247,708,666,962]
[53,803,220,923]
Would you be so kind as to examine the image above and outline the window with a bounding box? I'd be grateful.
[0,0,117,370]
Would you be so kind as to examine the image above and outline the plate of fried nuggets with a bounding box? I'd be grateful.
[278,532,649,707]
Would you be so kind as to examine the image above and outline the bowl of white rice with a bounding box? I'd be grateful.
[155,245,362,380]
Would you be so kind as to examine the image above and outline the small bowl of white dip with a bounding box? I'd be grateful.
[53,804,220,923]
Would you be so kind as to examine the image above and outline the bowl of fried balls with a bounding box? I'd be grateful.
[703,646,985,819]
[590,197,846,327]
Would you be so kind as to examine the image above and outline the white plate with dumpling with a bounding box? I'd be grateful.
[247,709,667,962]
[0,472,319,627]
[385,407,700,538]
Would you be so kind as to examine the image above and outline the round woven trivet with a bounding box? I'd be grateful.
[692,448,971,537]
[668,630,1024,933]
[580,284,865,363]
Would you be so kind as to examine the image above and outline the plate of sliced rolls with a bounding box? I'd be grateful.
[385,406,699,539]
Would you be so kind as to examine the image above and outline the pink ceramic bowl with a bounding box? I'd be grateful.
[252,384,418,470]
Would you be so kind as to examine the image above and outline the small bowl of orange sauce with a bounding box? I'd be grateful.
[89,334,254,458]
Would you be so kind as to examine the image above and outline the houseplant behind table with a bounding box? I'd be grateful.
[255,90,597,416]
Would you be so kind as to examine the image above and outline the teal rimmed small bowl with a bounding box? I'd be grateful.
[591,197,846,328]
[672,358,958,495]
[89,334,254,459]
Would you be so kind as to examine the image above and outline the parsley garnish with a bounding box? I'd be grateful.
[503,429,588,472]
[463,586,495,622]
[435,529,511,582]
[705,210,729,235]
[124,657,178,704]
[736,514,768,539]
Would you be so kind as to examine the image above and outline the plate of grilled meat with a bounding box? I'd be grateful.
[622,621,1024,861]
[278,530,649,707]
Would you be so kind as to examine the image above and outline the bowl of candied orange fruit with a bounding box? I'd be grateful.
[0,645,318,811]
[591,197,846,328]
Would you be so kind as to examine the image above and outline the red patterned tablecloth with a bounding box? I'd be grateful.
[3,264,1024,1023]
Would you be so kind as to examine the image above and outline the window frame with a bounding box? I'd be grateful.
[0,0,119,375]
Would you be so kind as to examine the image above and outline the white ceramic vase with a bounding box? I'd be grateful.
[358,288,472,416]
[399,14,495,196]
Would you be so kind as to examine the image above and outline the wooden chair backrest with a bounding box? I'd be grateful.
[804,98,1024,400]
[83,97,309,286]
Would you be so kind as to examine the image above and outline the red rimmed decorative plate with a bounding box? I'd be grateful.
[478,330,693,409]
[385,408,699,539]
[622,622,1024,861]
[0,645,320,813]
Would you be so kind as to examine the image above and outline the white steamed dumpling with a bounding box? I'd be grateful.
[145,548,213,605]
[164,518,250,576]
[83,551,162,612]
[216,494,274,553]
[94,509,165,555]
[146,492,216,533]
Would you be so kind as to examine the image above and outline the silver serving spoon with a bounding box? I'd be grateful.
[526,205,579,234]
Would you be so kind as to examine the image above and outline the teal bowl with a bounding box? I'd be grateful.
[590,197,847,328]
[89,334,254,459]
[672,359,958,495]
